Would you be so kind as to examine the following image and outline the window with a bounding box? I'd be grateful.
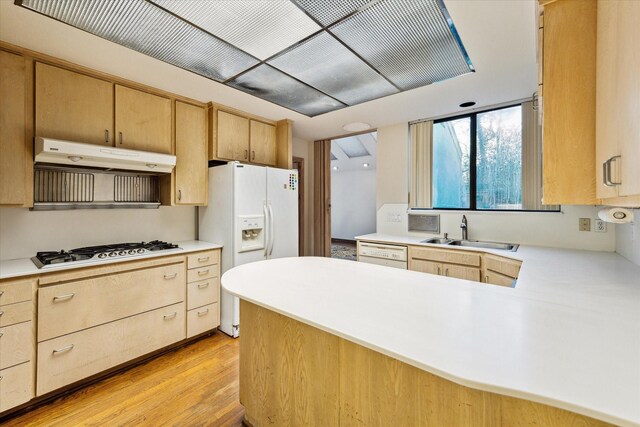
[410,102,558,211]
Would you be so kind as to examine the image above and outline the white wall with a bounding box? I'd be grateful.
[375,124,617,252]
[331,169,376,240]
[0,207,196,260]
[615,209,640,265]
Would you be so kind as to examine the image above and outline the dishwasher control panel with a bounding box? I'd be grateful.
[358,242,408,262]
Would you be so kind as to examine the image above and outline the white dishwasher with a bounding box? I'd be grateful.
[357,242,407,269]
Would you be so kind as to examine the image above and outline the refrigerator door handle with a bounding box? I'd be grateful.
[263,203,270,257]
[268,203,275,256]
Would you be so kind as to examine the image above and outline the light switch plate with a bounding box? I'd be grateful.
[579,218,591,231]
[594,219,607,233]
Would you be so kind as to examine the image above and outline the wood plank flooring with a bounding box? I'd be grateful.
[2,333,244,427]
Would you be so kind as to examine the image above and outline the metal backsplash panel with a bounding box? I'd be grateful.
[408,212,440,233]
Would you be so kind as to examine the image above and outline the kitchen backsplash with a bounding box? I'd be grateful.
[615,209,640,266]
[0,206,197,260]
[376,203,616,252]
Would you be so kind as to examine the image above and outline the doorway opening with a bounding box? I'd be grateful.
[292,156,305,256]
[329,132,377,260]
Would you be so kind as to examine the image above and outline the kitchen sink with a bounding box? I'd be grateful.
[447,240,519,252]
[420,237,452,244]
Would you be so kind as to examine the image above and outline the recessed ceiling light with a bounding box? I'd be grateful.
[363,163,370,168]
[332,166,339,171]
[459,101,476,108]
[342,122,371,132]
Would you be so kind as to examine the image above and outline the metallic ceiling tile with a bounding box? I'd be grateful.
[19,0,259,81]
[153,0,321,60]
[269,31,398,105]
[293,0,375,26]
[330,0,473,90]
[227,64,346,117]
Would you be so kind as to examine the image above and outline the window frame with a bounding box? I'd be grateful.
[426,103,560,213]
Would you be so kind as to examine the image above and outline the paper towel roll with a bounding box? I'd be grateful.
[598,207,634,223]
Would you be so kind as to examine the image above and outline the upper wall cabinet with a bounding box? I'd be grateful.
[0,50,32,207]
[36,62,113,146]
[115,85,172,154]
[595,0,640,205]
[174,101,208,205]
[539,0,597,205]
[209,103,292,169]
[215,110,250,162]
[250,120,277,166]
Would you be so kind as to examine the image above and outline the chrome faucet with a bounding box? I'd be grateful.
[460,215,468,240]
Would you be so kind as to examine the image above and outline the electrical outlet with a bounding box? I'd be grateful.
[594,219,607,233]
[579,218,591,231]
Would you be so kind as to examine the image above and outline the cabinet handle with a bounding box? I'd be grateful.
[484,275,489,283]
[444,268,449,276]
[252,150,255,160]
[198,269,210,276]
[603,155,622,187]
[105,129,110,143]
[119,132,123,145]
[436,266,441,275]
[0,376,3,381]
[197,308,210,317]
[198,256,209,262]
[178,190,182,201]
[163,312,177,320]
[0,311,3,317]
[244,149,248,159]
[164,273,178,280]
[197,282,210,289]
[0,332,3,338]
[52,344,74,355]
[53,293,75,302]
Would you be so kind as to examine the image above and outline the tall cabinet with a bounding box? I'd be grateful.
[595,0,640,204]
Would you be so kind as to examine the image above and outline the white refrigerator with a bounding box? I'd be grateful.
[198,162,299,337]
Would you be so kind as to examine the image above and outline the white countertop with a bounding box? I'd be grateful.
[0,240,223,280]
[222,244,640,426]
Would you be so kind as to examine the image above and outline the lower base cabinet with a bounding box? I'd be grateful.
[0,362,33,412]
[187,302,219,338]
[37,302,185,395]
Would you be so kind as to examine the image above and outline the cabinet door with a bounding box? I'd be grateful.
[36,62,113,146]
[217,110,249,161]
[616,1,640,197]
[441,264,481,282]
[0,51,26,205]
[250,120,277,165]
[484,270,515,287]
[408,259,441,275]
[115,85,172,154]
[175,101,207,205]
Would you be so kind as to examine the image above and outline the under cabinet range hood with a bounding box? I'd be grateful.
[34,137,176,173]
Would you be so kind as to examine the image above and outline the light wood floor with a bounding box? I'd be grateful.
[3,333,244,427]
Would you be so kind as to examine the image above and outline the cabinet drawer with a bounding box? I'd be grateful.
[0,301,32,327]
[0,361,33,412]
[38,262,185,342]
[187,303,219,338]
[37,302,185,396]
[484,270,516,287]
[187,278,220,310]
[484,254,521,279]
[409,247,481,267]
[187,265,216,283]
[0,279,33,306]
[0,321,32,370]
[187,250,219,270]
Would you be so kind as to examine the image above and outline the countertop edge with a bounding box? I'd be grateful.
[0,240,223,280]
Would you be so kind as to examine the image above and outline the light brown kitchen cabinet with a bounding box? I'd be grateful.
[185,250,221,339]
[35,62,113,146]
[115,85,172,154]
[250,120,277,166]
[174,101,208,205]
[0,277,36,413]
[216,110,250,161]
[539,0,597,205]
[0,50,32,207]
[483,254,521,287]
[595,0,640,205]
[408,247,482,282]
